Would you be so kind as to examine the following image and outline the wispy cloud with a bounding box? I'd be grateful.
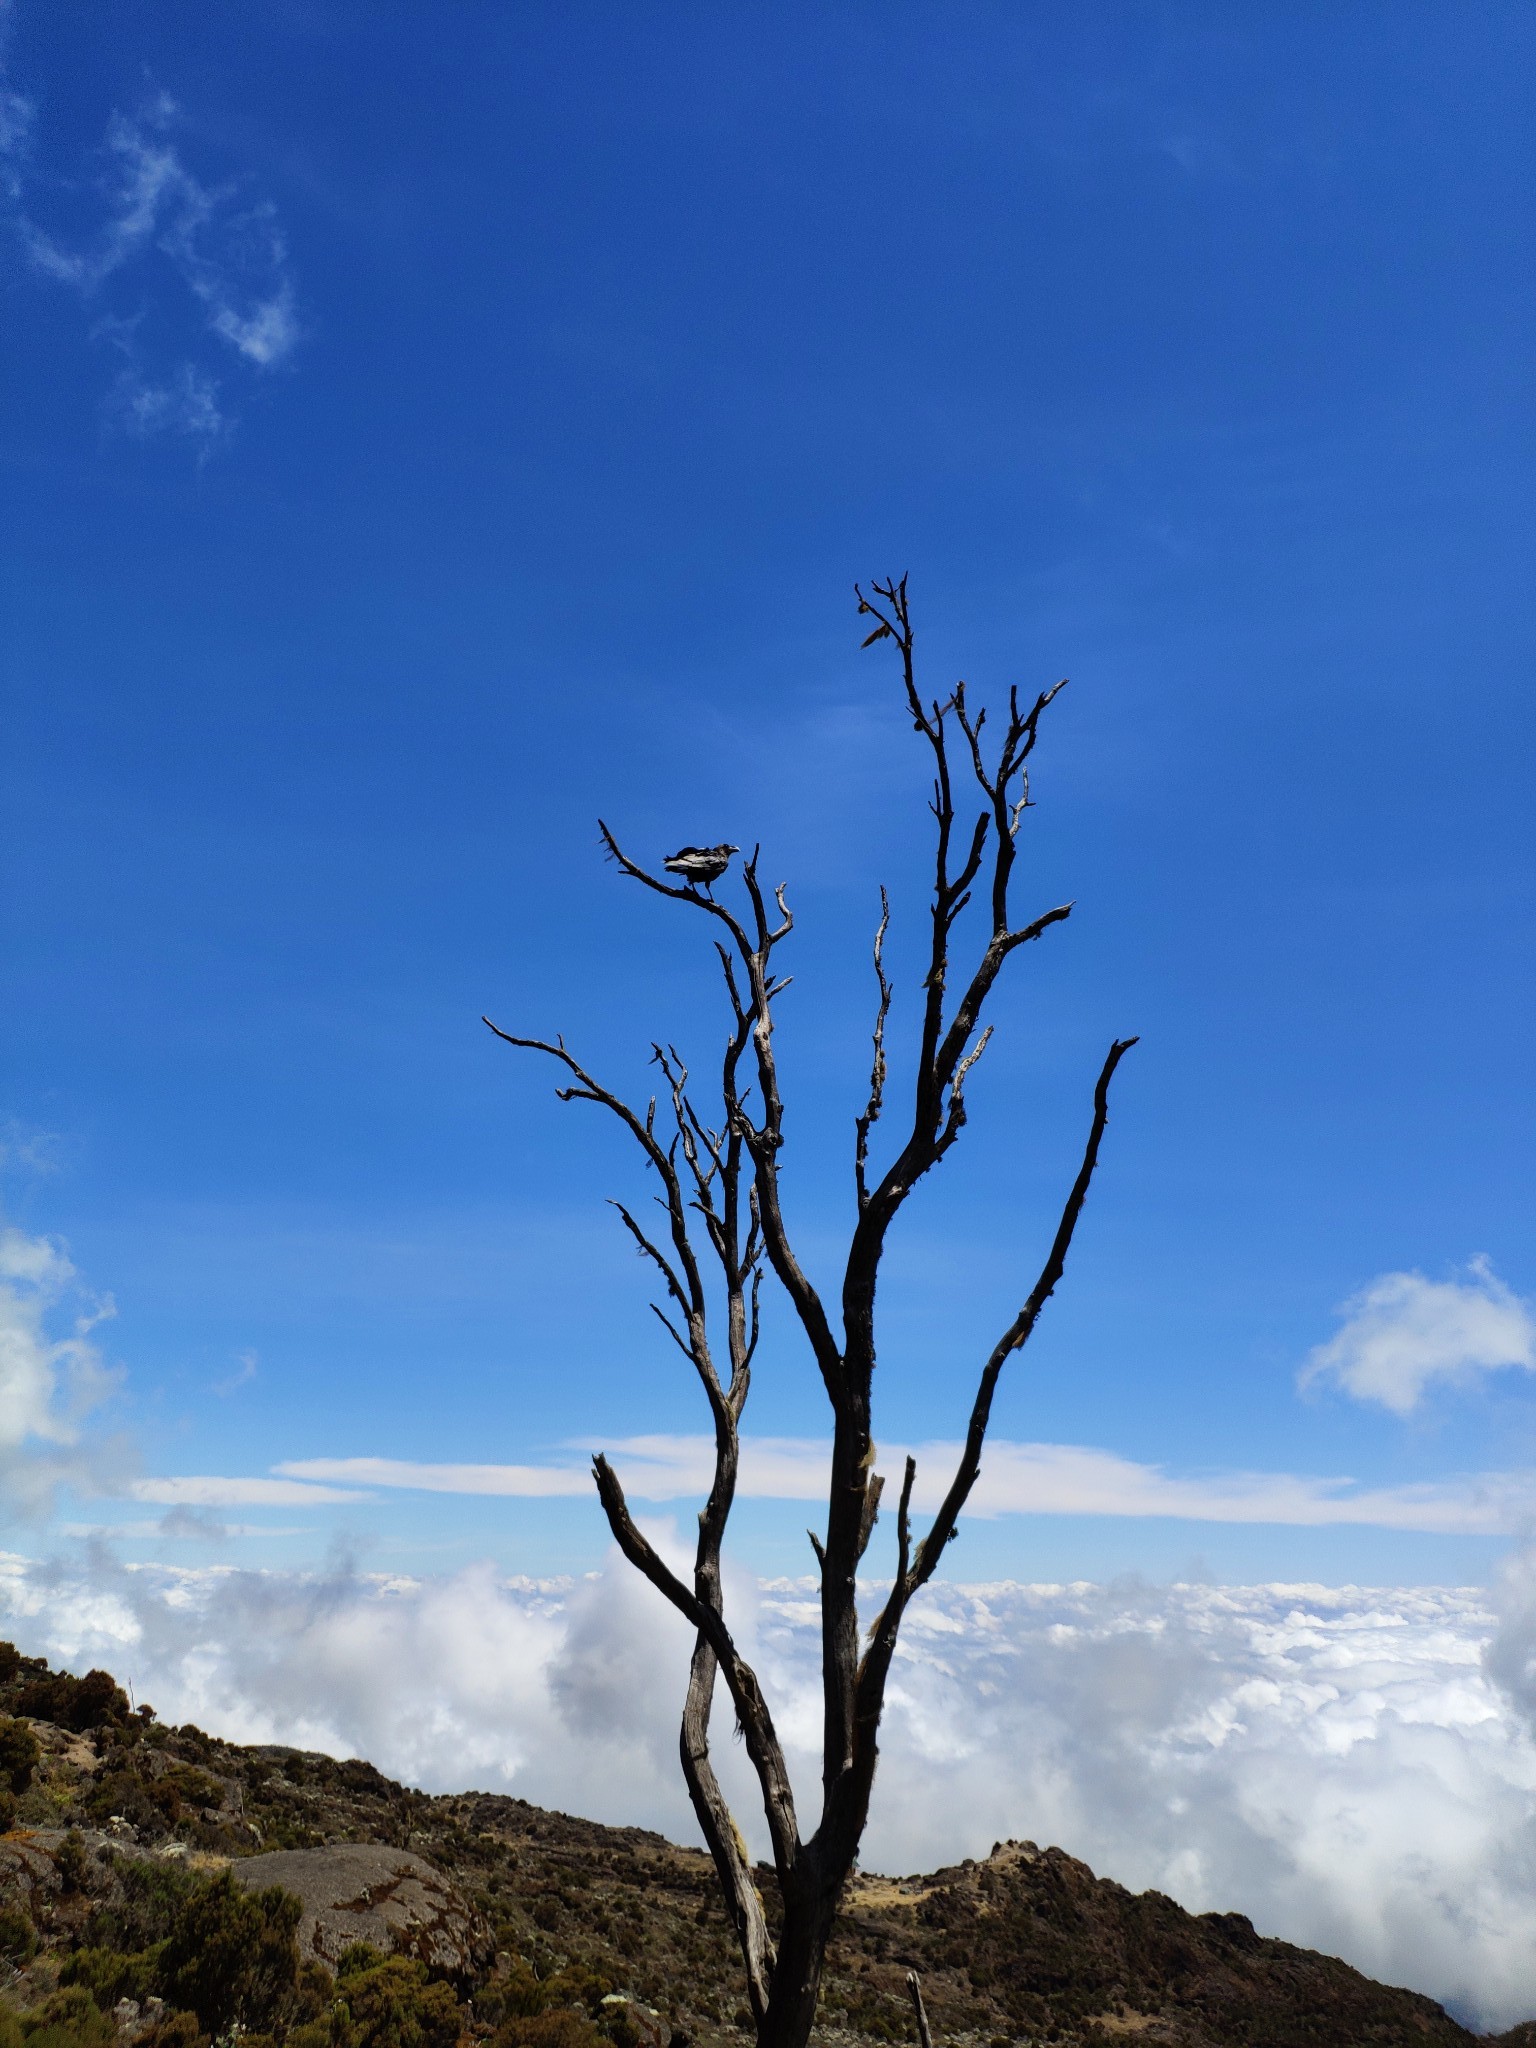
[0,1550,1531,2030]
[275,1433,1532,1535]
[130,1475,369,1509]
[0,14,298,449]
[0,1120,64,1177]
[1301,1257,1535,1416]
[0,3,29,190]
[212,1349,259,1398]
[274,1456,599,1500]
[57,1519,312,1543]
[105,354,226,446]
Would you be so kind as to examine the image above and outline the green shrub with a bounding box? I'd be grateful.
[157,1872,303,2037]
[480,1959,616,2034]
[337,1946,391,1982]
[0,1905,36,1965]
[292,1958,464,2048]
[75,1867,309,2041]
[492,2015,604,2048]
[491,1964,545,2024]
[135,2016,203,2048]
[82,1771,152,1834]
[14,1672,127,1734]
[55,1832,89,1895]
[80,1761,221,1838]
[157,1766,223,1820]
[16,1988,115,2048]
[0,1719,40,1795]
[60,1947,161,2011]
[82,1856,201,1953]
[296,1963,335,2022]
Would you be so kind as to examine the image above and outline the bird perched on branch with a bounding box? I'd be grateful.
[663,842,738,889]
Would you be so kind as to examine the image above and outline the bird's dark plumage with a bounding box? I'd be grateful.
[663,842,738,888]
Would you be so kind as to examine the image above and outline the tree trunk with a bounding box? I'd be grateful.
[760,1873,840,2048]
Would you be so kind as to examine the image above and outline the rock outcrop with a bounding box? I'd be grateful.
[231,1843,492,1983]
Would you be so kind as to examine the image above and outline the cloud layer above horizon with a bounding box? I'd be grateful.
[2,1548,1535,2032]
[268,1433,1536,1535]
[5,1223,1533,1542]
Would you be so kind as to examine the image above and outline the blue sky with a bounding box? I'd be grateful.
[2,0,1533,1587]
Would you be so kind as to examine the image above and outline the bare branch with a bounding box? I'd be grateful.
[934,1023,994,1162]
[854,888,893,1212]
[610,1200,688,1310]
[592,1453,801,1880]
[951,1024,993,1092]
[955,676,1067,934]
[595,831,843,1404]
[928,902,1072,1103]
[649,1302,695,1363]
[895,1455,917,1591]
[909,1035,1138,1592]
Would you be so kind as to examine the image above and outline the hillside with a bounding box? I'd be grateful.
[0,1642,1526,2048]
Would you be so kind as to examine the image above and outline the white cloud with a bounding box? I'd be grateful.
[0,1226,124,1517]
[57,1521,313,1543]
[277,1456,595,1499]
[0,1550,1533,2031]
[1302,1257,1535,1416]
[129,1476,370,1509]
[278,1433,1535,1534]
[1487,1544,1536,1734]
[0,30,298,444]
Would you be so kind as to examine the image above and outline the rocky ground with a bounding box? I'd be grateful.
[0,1641,1527,2048]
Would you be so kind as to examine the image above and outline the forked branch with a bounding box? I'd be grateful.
[592,1452,801,1880]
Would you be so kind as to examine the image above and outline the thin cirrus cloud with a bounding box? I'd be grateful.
[129,1476,369,1509]
[273,1434,1534,1536]
[0,8,298,447]
[1301,1257,1535,1417]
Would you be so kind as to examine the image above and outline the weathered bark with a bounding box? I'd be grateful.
[906,1971,935,2048]
[485,577,1135,2048]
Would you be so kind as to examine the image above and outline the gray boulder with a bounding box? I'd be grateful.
[231,1844,491,1982]
[0,1835,58,1925]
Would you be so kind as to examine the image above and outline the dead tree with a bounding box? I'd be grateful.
[485,578,1135,2048]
